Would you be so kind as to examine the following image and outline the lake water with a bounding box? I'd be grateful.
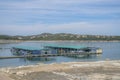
[0,41,120,67]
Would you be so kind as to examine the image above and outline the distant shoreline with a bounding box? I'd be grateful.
[0,39,120,43]
[0,40,23,44]
[25,40,120,42]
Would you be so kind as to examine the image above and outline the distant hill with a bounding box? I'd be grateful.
[0,35,14,40]
[0,33,120,41]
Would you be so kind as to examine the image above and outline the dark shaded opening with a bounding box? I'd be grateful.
[45,52,47,54]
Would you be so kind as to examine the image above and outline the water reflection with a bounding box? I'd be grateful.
[21,54,101,62]
[64,54,102,59]
[24,57,56,61]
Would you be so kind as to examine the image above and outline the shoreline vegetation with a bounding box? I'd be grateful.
[0,33,120,42]
[0,60,120,80]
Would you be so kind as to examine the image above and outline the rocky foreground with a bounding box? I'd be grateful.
[0,60,120,80]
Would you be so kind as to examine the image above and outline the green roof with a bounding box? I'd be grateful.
[13,46,42,51]
[13,44,88,51]
[44,44,87,49]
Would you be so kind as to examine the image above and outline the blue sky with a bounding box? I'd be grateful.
[0,0,120,36]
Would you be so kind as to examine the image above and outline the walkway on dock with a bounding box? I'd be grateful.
[0,52,94,59]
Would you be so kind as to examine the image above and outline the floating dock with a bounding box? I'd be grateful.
[44,44,102,54]
[0,52,96,59]
[0,45,102,59]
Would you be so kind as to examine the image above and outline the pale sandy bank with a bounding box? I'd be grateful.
[0,60,120,80]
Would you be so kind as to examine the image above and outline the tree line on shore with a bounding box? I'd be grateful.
[0,33,120,41]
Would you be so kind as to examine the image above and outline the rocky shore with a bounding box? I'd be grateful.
[0,60,120,80]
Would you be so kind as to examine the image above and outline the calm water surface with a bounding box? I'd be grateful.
[0,41,120,67]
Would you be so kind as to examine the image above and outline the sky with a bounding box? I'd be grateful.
[0,0,120,36]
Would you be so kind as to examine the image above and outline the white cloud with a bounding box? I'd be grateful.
[1,0,120,15]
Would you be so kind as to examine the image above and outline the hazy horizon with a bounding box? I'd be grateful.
[0,0,120,36]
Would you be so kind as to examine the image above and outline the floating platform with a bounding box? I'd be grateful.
[0,52,97,59]
[44,44,102,54]
[0,45,102,59]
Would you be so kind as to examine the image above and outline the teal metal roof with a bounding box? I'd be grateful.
[13,44,87,51]
[44,44,87,49]
[13,46,42,51]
